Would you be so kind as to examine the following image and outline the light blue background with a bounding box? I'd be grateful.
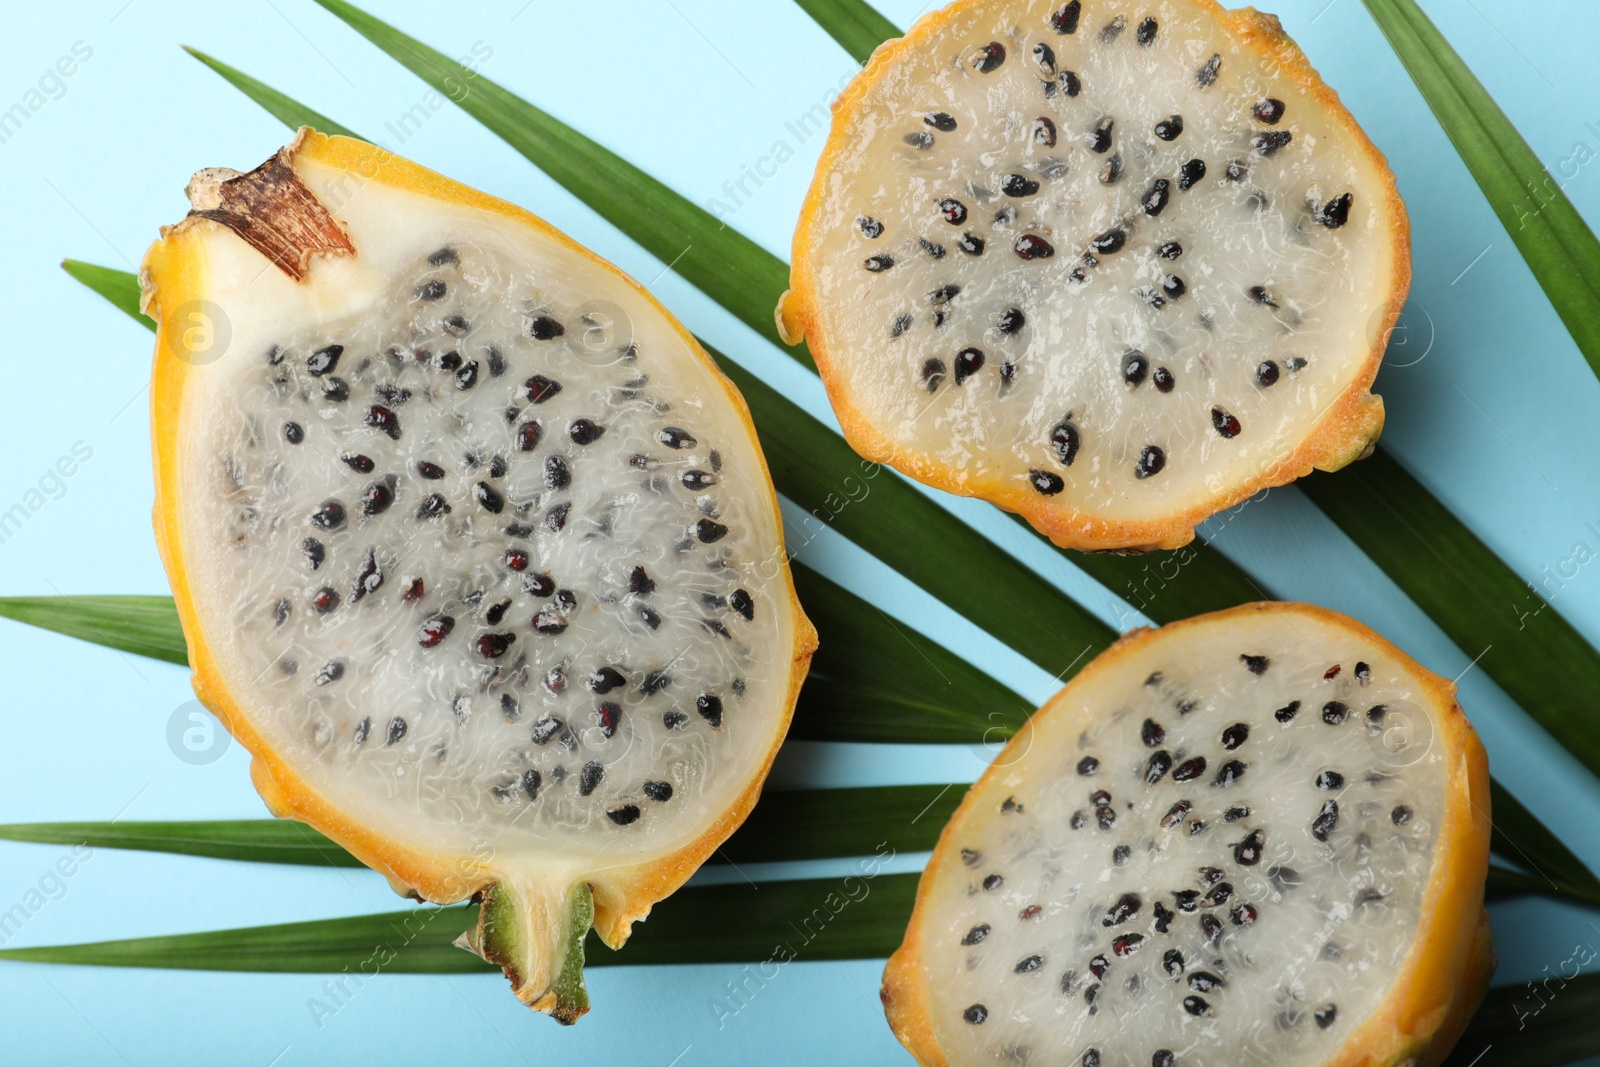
[2,0,1599,1063]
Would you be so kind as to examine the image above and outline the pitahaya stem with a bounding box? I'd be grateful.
[456,879,593,1023]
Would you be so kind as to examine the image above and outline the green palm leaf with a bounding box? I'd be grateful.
[0,595,186,666]
[1362,0,1600,383]
[790,0,898,64]
[182,47,358,139]
[0,784,963,869]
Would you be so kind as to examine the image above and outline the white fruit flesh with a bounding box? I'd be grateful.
[792,0,1400,544]
[906,608,1460,1065]
[166,150,798,875]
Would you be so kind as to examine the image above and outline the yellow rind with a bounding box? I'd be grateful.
[781,0,1410,553]
[144,130,817,983]
[881,602,1490,1067]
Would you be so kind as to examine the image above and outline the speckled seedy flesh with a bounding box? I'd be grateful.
[882,603,1490,1067]
[142,132,814,1018]
[782,0,1405,551]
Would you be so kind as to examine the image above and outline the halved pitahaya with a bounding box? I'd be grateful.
[882,602,1490,1067]
[780,0,1407,552]
[141,130,816,1021]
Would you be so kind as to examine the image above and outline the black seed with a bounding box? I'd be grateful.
[522,375,562,405]
[1015,234,1054,259]
[857,216,884,239]
[891,314,913,339]
[1099,154,1123,184]
[1133,15,1157,44]
[970,42,1005,73]
[360,481,394,517]
[588,667,627,695]
[694,518,728,544]
[1312,799,1340,841]
[446,359,477,391]
[1212,408,1242,439]
[1249,283,1279,309]
[998,307,1026,334]
[1200,914,1223,944]
[696,693,724,729]
[486,347,506,376]
[1112,844,1131,866]
[1161,274,1186,300]
[1171,756,1206,783]
[1256,360,1281,387]
[640,670,671,696]
[1029,469,1065,495]
[538,456,570,492]
[474,632,516,659]
[349,548,382,603]
[529,715,562,746]
[1162,802,1192,831]
[1392,805,1413,825]
[658,427,697,450]
[999,361,1017,388]
[864,254,894,272]
[414,278,447,302]
[1032,42,1056,76]
[945,232,980,258]
[935,197,968,224]
[1253,98,1286,124]
[904,130,935,150]
[527,315,565,340]
[1113,933,1144,958]
[1154,115,1183,141]
[281,421,306,446]
[1059,69,1082,96]
[1317,192,1354,229]
[486,596,512,624]
[925,284,960,306]
[1153,902,1175,933]
[1221,723,1250,750]
[310,500,347,531]
[954,348,985,385]
[1197,51,1222,87]
[1089,954,1109,978]
[607,805,641,826]
[1178,158,1207,190]
[437,351,463,372]
[918,238,946,263]
[643,780,674,802]
[1033,117,1057,146]
[416,493,450,520]
[1225,159,1249,182]
[1089,117,1114,153]
[1074,755,1100,777]
[1002,173,1040,197]
[1050,1,1081,33]
[1095,805,1116,830]
[386,717,407,745]
[577,760,605,796]
[365,405,401,439]
[598,697,620,739]
[1160,950,1185,980]
[1253,130,1293,156]
[301,537,325,570]
[1135,445,1166,479]
[1225,806,1251,823]
[473,481,505,514]
[963,1003,989,1026]
[921,358,947,392]
[1287,357,1308,371]
[1141,178,1170,216]
[311,587,338,614]
[1355,661,1372,684]
[1322,701,1349,725]
[1141,718,1165,747]
[729,589,755,621]
[337,453,374,476]
[319,377,350,403]
[1071,810,1086,829]
[1317,770,1345,790]
[979,872,1004,892]
[488,454,507,478]
[1118,352,1150,390]
[1234,829,1264,865]
[924,112,957,132]
[1183,995,1209,1016]
[307,344,343,376]
[563,418,604,446]
[1091,228,1127,255]
[1315,1003,1338,1029]
[1213,760,1245,787]
[1103,892,1140,926]
[1146,750,1173,784]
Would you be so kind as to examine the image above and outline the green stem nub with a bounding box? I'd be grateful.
[455,880,593,1023]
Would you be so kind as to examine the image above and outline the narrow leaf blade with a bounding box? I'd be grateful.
[1488,778,1600,905]
[790,0,899,65]
[182,47,360,139]
[61,260,147,324]
[1362,0,1600,382]
[0,596,186,666]
[0,872,918,972]
[1444,973,1600,1067]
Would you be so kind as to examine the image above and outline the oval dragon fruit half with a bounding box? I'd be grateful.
[882,602,1490,1067]
[140,130,817,1021]
[779,0,1408,552]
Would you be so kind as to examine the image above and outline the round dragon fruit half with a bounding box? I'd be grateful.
[141,130,816,1021]
[882,602,1490,1067]
[779,0,1408,552]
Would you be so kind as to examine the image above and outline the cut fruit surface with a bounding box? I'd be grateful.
[142,130,815,1019]
[882,602,1490,1067]
[781,0,1407,551]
